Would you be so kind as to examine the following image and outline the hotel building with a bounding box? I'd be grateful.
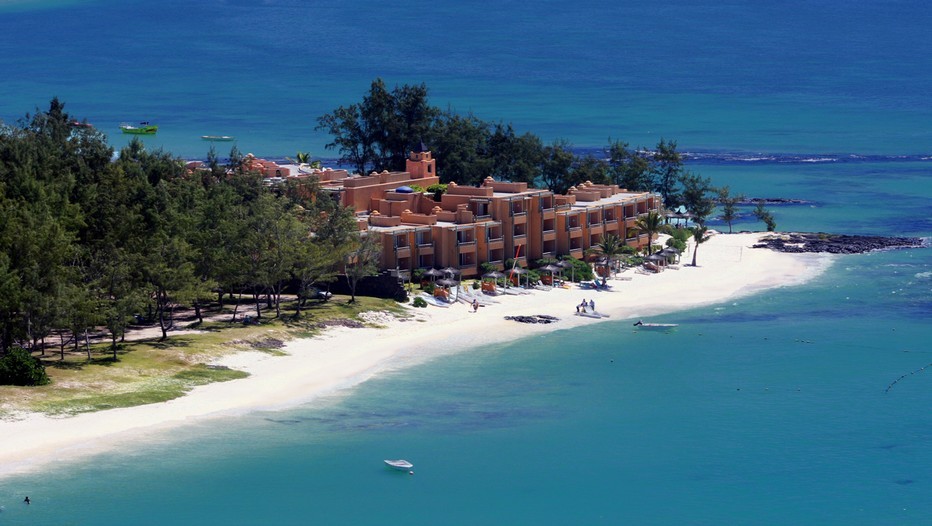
[289,146,661,278]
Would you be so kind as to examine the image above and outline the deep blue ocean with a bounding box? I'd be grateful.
[1,1,931,524]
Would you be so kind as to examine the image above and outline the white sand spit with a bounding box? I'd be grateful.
[0,233,831,476]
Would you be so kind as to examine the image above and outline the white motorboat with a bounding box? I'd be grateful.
[633,321,678,329]
[384,459,414,471]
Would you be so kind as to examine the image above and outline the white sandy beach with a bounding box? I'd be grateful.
[0,232,831,476]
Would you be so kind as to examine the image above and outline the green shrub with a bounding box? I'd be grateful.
[560,257,593,282]
[412,296,428,308]
[0,347,50,386]
[471,280,480,290]
[666,237,687,252]
[670,228,691,243]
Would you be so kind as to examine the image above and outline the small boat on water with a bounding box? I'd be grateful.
[120,122,158,135]
[384,459,414,471]
[633,321,678,329]
[201,135,235,141]
[69,120,93,129]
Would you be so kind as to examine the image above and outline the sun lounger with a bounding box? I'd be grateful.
[458,290,498,305]
[418,293,451,308]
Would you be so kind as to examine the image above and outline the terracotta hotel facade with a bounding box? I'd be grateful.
[304,146,662,278]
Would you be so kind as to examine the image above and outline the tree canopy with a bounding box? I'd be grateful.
[318,79,712,208]
[0,99,357,363]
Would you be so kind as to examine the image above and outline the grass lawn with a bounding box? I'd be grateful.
[0,295,409,418]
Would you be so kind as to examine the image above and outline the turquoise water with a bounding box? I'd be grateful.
[2,1,931,524]
[2,250,930,524]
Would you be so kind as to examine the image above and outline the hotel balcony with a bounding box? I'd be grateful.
[487,248,505,267]
[458,253,478,270]
[542,229,557,242]
[457,242,477,254]
[394,245,411,258]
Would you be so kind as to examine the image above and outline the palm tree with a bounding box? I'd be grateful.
[690,225,710,266]
[631,210,665,255]
[290,151,322,169]
[591,233,625,276]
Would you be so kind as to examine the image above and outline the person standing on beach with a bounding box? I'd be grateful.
[472,299,479,312]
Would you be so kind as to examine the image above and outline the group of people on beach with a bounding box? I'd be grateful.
[576,299,595,313]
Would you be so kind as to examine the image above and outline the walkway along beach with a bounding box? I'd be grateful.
[0,233,830,477]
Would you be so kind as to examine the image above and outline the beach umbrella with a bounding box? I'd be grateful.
[422,268,443,283]
[482,271,505,280]
[540,264,561,285]
[659,247,681,263]
[509,267,528,287]
[441,266,461,279]
[646,253,667,268]
[557,259,575,282]
[436,278,457,287]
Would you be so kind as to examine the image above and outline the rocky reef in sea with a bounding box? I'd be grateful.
[752,233,924,254]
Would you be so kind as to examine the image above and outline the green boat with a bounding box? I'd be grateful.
[120,122,158,135]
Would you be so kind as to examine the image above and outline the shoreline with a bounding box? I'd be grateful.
[0,232,832,478]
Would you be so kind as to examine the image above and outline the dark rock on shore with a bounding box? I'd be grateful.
[505,315,559,324]
[752,233,924,254]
